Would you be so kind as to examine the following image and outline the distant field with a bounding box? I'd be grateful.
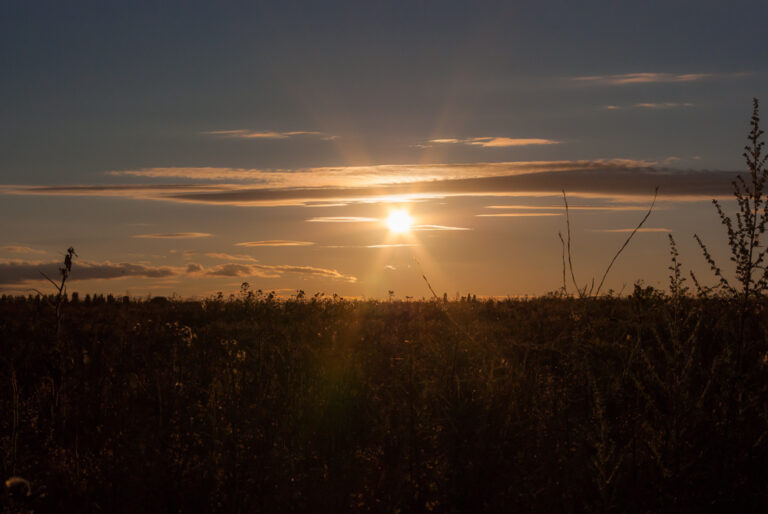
[2,293,767,512]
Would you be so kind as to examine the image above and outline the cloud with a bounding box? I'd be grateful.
[484,205,652,211]
[0,256,357,286]
[0,260,177,285]
[205,262,356,282]
[104,160,649,189]
[430,137,558,148]
[411,225,471,231]
[475,213,562,217]
[574,72,713,85]
[307,217,378,223]
[260,264,356,282]
[603,102,695,111]
[590,228,671,233]
[133,232,212,239]
[203,253,259,262]
[107,167,275,182]
[235,240,315,247]
[1,160,742,208]
[0,245,46,255]
[635,102,695,110]
[322,243,417,249]
[203,129,325,139]
[365,243,417,248]
[206,263,255,277]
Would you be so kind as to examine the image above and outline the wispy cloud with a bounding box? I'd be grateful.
[0,260,176,285]
[484,205,652,211]
[590,228,671,233]
[411,224,471,231]
[0,245,46,255]
[603,102,695,110]
[203,253,259,262]
[323,243,417,249]
[0,257,357,285]
[476,213,562,217]
[365,243,417,248]
[133,232,212,239]
[204,262,356,282]
[105,160,649,189]
[1,161,740,208]
[203,129,325,139]
[635,102,695,109]
[574,72,713,85]
[235,240,315,247]
[430,137,558,148]
[307,217,378,223]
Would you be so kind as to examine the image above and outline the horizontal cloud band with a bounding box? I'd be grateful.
[0,161,742,208]
[0,259,355,286]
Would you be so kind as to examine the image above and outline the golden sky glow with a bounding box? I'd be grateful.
[1,2,764,299]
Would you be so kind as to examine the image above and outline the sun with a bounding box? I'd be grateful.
[386,209,413,234]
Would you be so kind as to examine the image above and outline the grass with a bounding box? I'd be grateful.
[1,293,767,513]
[2,100,768,513]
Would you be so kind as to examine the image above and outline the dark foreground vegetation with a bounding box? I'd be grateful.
[2,290,768,513]
[3,101,768,513]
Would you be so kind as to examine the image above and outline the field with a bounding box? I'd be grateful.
[2,104,768,513]
[2,289,768,513]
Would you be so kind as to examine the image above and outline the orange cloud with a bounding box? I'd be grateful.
[204,262,356,282]
[484,205,653,211]
[590,228,671,233]
[603,102,695,111]
[430,137,558,147]
[307,217,378,223]
[133,232,212,239]
[235,240,315,247]
[476,213,561,217]
[574,72,713,85]
[1,245,46,254]
[634,102,695,109]
[203,253,259,262]
[411,225,471,231]
[203,129,325,139]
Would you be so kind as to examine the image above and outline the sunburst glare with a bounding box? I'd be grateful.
[386,209,413,234]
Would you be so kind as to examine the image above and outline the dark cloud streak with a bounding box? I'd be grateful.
[0,164,743,207]
[0,261,176,285]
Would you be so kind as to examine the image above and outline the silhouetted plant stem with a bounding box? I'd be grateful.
[695,99,768,368]
[558,231,568,295]
[594,187,658,296]
[562,190,583,297]
[37,246,77,339]
[561,188,658,298]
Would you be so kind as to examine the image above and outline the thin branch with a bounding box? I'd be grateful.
[414,257,440,300]
[558,231,568,295]
[562,190,582,297]
[39,271,60,290]
[594,187,659,296]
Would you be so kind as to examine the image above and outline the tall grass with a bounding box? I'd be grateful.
[1,102,768,512]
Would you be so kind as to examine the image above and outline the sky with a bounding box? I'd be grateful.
[1,0,767,299]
